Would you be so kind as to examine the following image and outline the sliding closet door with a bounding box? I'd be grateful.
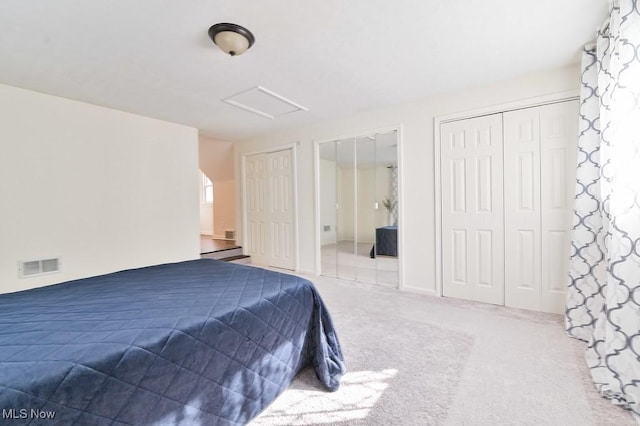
[356,137,377,283]
[319,142,338,277]
[319,132,399,286]
[504,107,542,311]
[539,101,579,313]
[441,114,505,305]
[336,138,357,281]
[375,132,399,286]
[319,138,356,280]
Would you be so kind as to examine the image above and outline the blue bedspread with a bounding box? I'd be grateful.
[0,259,345,425]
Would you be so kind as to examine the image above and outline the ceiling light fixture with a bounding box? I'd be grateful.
[208,23,255,56]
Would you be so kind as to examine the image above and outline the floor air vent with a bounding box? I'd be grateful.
[19,258,60,278]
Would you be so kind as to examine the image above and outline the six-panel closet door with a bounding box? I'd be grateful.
[504,101,578,313]
[246,153,267,265]
[245,149,295,270]
[441,113,505,305]
[539,102,579,313]
[266,149,295,270]
[441,100,578,313]
[504,107,542,310]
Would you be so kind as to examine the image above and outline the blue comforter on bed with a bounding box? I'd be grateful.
[0,259,345,425]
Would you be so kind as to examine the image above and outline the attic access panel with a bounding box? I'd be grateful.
[223,86,308,119]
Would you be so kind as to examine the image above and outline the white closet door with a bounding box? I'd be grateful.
[246,154,267,265]
[504,107,542,310]
[503,101,579,313]
[266,149,295,270]
[441,114,505,305]
[540,101,579,313]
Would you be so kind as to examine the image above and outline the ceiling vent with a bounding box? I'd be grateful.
[18,257,61,278]
[223,86,308,119]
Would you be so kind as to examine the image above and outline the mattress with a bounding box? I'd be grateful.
[0,259,345,425]
[370,226,398,258]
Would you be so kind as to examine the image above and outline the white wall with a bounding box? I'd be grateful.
[199,136,235,238]
[337,167,354,241]
[199,170,214,235]
[212,180,235,239]
[335,165,391,243]
[356,165,392,243]
[234,65,581,294]
[199,203,214,235]
[0,84,200,294]
[319,159,337,245]
[199,136,234,181]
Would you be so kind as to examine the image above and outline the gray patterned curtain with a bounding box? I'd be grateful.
[566,0,640,419]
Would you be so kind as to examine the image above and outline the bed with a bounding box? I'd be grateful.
[0,259,345,425]
[369,226,398,258]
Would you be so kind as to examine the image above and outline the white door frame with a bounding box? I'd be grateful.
[433,90,579,297]
[241,143,299,271]
[313,124,404,289]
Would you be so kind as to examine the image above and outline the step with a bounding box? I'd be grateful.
[222,255,251,265]
[200,247,243,260]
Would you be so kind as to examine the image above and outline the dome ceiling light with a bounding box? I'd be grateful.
[208,23,255,56]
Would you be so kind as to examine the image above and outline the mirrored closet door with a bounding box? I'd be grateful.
[318,130,399,286]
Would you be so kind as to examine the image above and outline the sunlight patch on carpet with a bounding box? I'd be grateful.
[252,369,398,425]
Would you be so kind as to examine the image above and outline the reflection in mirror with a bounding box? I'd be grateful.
[336,138,356,281]
[318,131,398,286]
[373,131,399,286]
[356,136,377,283]
[319,141,338,278]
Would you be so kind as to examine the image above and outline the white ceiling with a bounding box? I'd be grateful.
[0,1,607,141]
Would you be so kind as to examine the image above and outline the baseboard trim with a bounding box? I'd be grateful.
[402,286,438,296]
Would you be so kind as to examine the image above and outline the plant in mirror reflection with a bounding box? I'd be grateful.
[382,196,396,213]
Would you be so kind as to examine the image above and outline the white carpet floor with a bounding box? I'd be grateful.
[321,242,398,286]
[251,274,635,426]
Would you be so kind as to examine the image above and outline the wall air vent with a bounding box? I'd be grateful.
[18,258,61,278]
[223,86,308,119]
